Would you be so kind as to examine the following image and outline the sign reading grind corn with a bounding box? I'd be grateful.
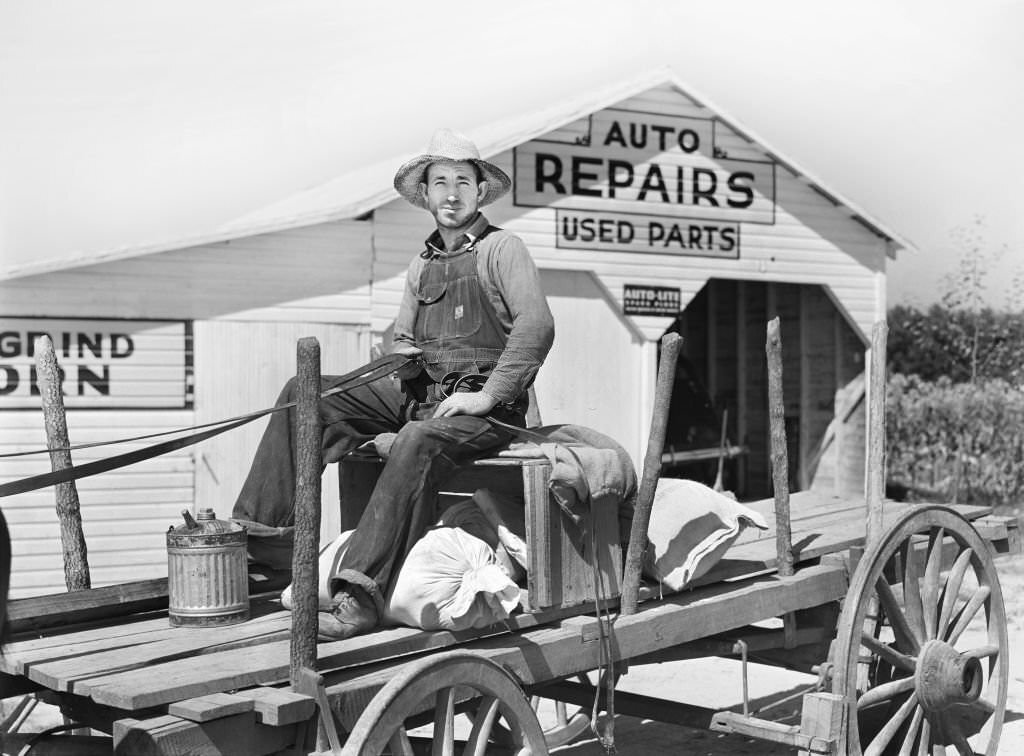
[0,318,192,409]
[513,109,775,257]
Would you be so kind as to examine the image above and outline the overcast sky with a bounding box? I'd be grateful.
[1,0,1021,308]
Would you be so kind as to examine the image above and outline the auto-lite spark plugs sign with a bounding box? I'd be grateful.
[0,318,192,409]
[513,109,775,257]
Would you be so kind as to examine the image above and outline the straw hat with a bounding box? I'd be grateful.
[393,129,511,209]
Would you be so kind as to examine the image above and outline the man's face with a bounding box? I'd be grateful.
[420,161,487,232]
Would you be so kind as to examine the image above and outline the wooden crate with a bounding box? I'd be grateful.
[338,454,621,612]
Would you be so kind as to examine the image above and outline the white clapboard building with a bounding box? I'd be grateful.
[0,71,911,597]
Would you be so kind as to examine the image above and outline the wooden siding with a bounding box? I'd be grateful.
[1,409,194,597]
[0,220,376,596]
[192,320,370,545]
[533,270,645,467]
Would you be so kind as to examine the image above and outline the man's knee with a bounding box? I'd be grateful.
[390,421,435,454]
[277,376,298,403]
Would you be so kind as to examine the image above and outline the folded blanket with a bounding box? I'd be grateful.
[497,424,637,536]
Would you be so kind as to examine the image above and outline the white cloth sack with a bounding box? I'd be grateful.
[279,530,355,611]
[384,527,521,631]
[642,478,768,591]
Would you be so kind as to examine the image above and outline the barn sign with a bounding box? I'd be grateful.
[0,317,193,409]
[513,108,775,257]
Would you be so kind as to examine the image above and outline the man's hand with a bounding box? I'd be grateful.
[433,390,498,418]
[390,343,424,380]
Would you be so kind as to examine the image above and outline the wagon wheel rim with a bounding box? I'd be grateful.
[831,506,1008,755]
[341,650,548,755]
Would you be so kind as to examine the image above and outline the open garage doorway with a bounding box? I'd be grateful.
[662,279,867,500]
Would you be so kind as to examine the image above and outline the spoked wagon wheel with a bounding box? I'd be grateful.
[341,650,548,755]
[832,506,1008,755]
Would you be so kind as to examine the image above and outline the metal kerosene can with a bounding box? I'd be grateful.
[166,508,249,627]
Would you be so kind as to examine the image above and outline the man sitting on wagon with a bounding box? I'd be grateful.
[231,128,555,639]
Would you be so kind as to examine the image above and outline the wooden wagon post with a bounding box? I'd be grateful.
[621,332,682,615]
[765,318,794,579]
[35,335,91,591]
[865,321,888,551]
[290,337,322,685]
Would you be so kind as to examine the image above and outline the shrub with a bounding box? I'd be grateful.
[888,304,1024,384]
[886,373,1024,510]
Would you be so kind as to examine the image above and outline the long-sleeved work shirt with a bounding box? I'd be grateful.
[392,213,555,404]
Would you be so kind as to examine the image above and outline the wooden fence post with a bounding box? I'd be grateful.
[35,335,90,591]
[765,318,793,578]
[290,337,322,686]
[621,332,682,616]
[866,321,888,550]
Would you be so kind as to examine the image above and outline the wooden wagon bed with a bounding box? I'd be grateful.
[0,494,1012,754]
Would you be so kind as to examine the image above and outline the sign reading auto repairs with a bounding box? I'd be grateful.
[0,318,193,409]
[513,109,775,257]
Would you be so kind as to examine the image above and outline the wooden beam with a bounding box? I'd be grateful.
[765,318,793,577]
[231,687,316,727]
[865,322,888,549]
[168,693,255,723]
[799,286,812,490]
[34,334,90,591]
[621,332,682,614]
[112,712,298,756]
[532,679,718,730]
[291,337,322,685]
[736,281,749,494]
[7,578,169,634]
[662,445,745,465]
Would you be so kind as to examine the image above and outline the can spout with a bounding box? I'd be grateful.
[181,509,199,529]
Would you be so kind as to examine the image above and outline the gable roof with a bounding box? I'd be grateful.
[2,68,913,281]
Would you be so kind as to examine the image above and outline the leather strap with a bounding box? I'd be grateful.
[0,354,410,498]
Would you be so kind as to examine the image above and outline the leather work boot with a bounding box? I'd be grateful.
[317,590,377,641]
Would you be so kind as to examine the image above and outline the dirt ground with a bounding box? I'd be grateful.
[555,549,1024,755]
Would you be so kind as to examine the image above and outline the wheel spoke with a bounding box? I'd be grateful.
[388,729,416,756]
[946,585,991,645]
[877,577,922,652]
[947,698,995,740]
[937,548,974,638]
[922,528,944,639]
[432,687,456,756]
[858,675,916,710]
[898,705,924,756]
[864,691,919,756]
[861,631,917,674]
[903,540,927,640]
[464,696,501,756]
[555,701,569,727]
[915,715,931,756]
[963,644,999,661]
[945,718,974,755]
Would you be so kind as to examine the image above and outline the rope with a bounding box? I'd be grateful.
[588,514,618,754]
[486,414,619,751]
[0,354,409,498]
